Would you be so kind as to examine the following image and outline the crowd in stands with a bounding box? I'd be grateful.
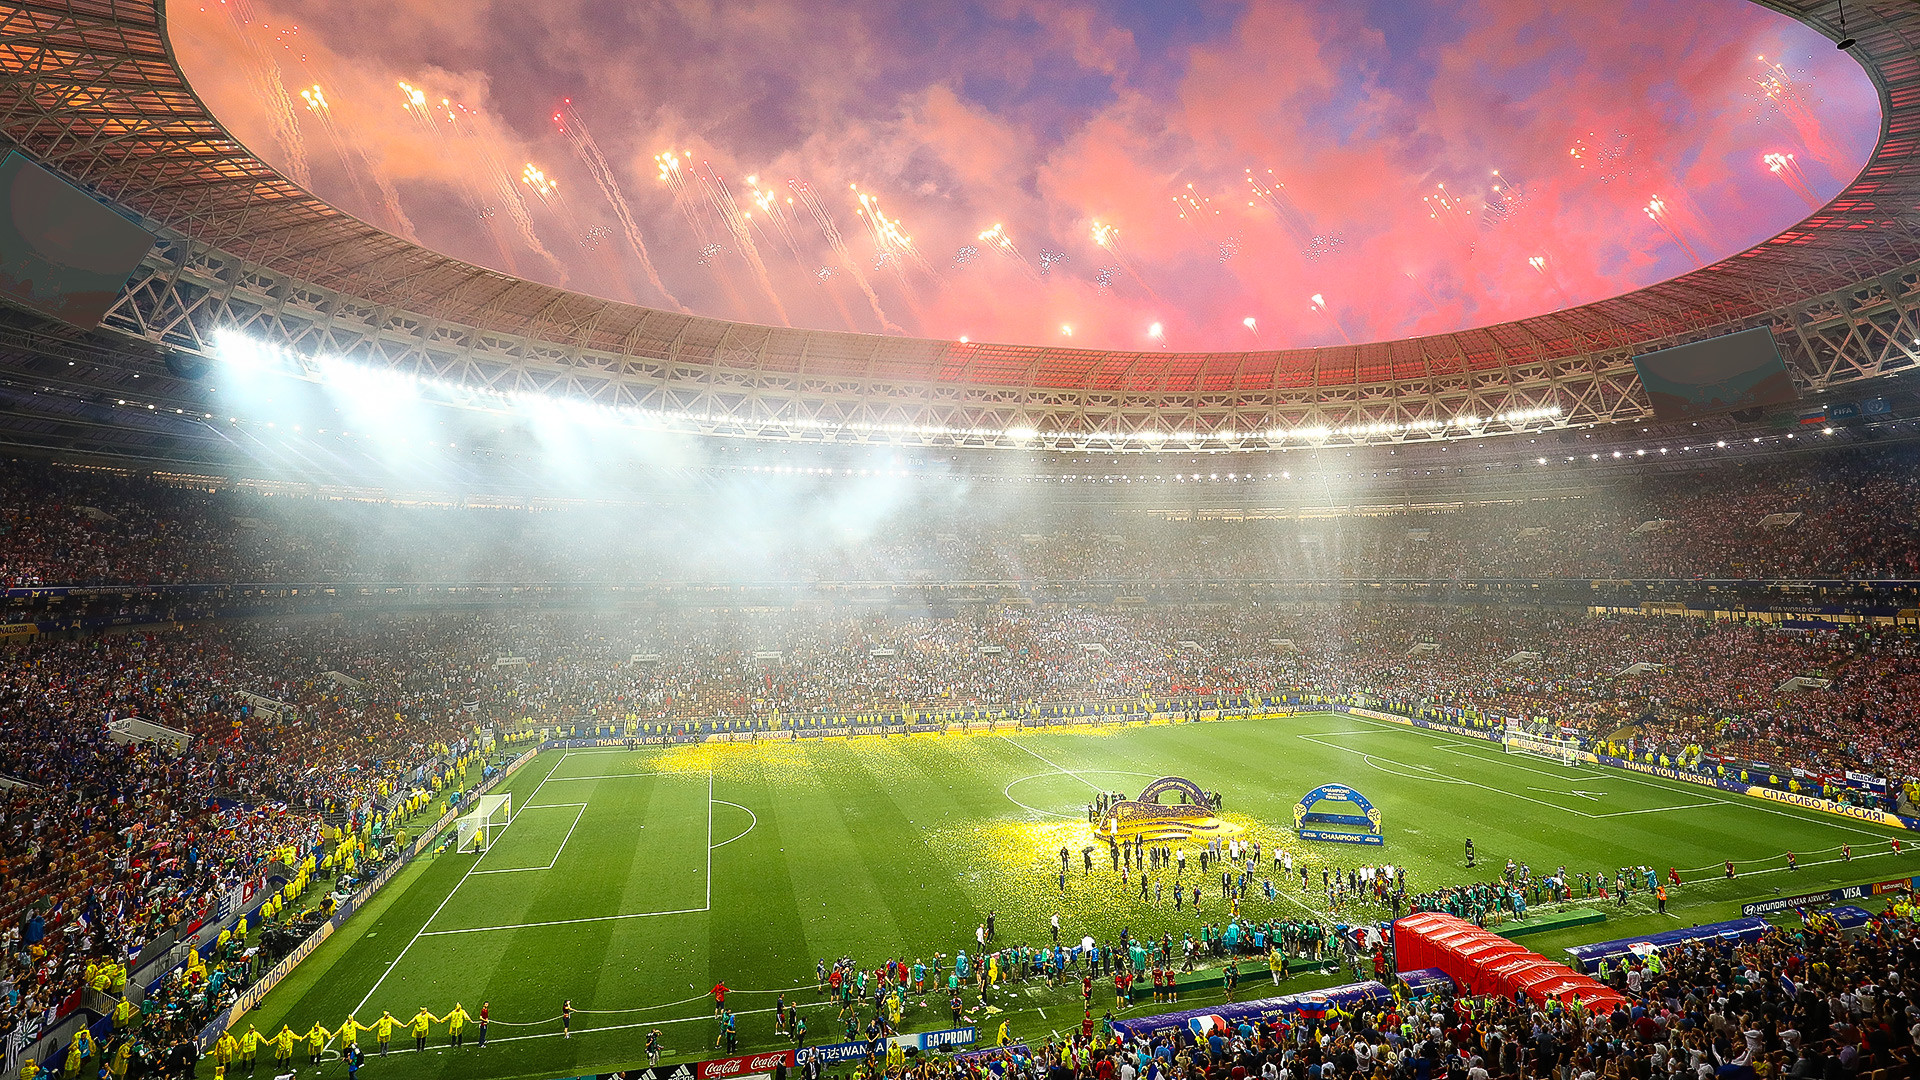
[4,446,1920,589]
[977,899,1920,1080]
[0,619,491,1046]
[352,605,1916,784]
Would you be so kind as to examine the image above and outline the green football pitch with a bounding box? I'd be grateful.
[240,712,1914,1080]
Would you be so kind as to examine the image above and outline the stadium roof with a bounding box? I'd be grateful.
[1,0,1919,448]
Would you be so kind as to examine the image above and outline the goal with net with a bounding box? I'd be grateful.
[456,793,512,853]
[1503,727,1580,766]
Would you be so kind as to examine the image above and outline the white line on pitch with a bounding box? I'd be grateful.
[470,804,587,874]
[705,772,713,910]
[1299,732,1607,819]
[1590,800,1724,818]
[354,749,571,1014]
[996,735,1103,792]
[419,905,709,937]
[541,771,678,782]
[710,800,757,849]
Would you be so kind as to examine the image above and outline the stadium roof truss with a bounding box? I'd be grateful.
[2,0,1920,449]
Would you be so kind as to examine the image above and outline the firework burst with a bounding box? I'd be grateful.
[1763,151,1822,210]
[1090,220,1160,300]
[1568,130,1634,185]
[1481,169,1529,229]
[1644,194,1702,264]
[1752,56,1844,171]
[1527,254,1573,307]
[852,186,935,275]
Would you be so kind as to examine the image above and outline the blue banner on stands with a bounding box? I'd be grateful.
[795,1043,868,1066]
[1563,917,1768,973]
[1110,981,1390,1042]
[1395,968,1455,997]
[917,1027,977,1051]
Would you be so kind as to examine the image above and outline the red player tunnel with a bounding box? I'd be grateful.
[1392,912,1626,1013]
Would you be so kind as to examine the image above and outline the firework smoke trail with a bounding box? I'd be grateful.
[656,153,748,312]
[299,86,370,200]
[521,161,589,243]
[432,95,558,278]
[744,175,858,328]
[440,99,520,274]
[743,177,805,258]
[492,169,568,282]
[1090,220,1160,299]
[976,224,1039,280]
[364,167,420,242]
[1764,152,1822,210]
[300,85,418,240]
[552,103,685,310]
[521,162,617,293]
[1404,270,1446,311]
[1309,293,1353,345]
[745,179,857,330]
[1172,183,1240,263]
[1644,195,1702,264]
[222,3,310,187]
[791,179,899,332]
[847,186,938,328]
[1753,56,1845,173]
[1527,255,1573,307]
[696,164,789,326]
[1422,183,1477,253]
[656,153,728,249]
[1245,168,1317,251]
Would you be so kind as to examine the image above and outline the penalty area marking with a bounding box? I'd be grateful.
[357,756,721,989]
[353,748,573,1015]
[1297,731,1680,821]
[469,803,586,875]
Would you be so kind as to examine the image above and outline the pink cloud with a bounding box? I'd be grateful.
[170,0,1880,352]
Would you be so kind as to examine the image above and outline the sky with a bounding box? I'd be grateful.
[173,0,1882,352]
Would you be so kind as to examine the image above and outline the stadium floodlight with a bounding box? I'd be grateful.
[456,793,512,853]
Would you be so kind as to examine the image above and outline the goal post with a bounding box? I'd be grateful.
[1502,727,1580,766]
[456,793,512,853]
